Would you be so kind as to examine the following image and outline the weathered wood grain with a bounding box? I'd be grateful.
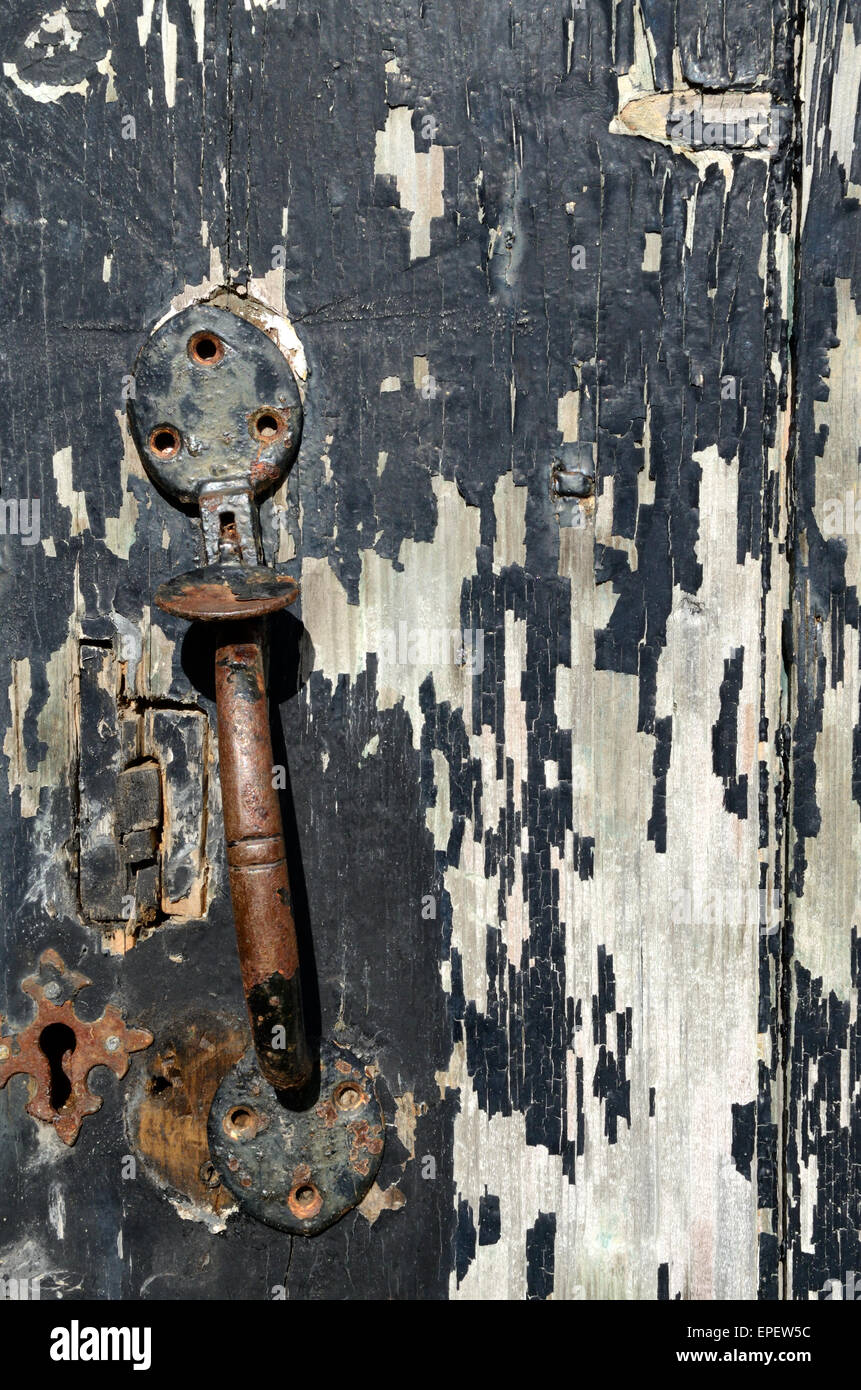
[786,0,861,1303]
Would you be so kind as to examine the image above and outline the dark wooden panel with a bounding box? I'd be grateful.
[0,0,810,1303]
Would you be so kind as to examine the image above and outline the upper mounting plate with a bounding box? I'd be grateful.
[127,304,303,506]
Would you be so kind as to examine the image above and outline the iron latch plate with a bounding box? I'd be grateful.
[208,1041,385,1235]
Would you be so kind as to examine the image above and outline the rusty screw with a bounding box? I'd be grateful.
[199,1160,221,1190]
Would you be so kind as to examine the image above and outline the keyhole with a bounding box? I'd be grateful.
[39,1023,77,1111]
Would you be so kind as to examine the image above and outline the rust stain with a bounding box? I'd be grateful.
[347,1117,385,1173]
[393,1090,426,1162]
[315,1097,338,1128]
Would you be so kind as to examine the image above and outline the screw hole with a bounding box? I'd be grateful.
[147,1074,171,1096]
[199,1160,221,1190]
[333,1081,363,1111]
[217,510,241,561]
[149,425,180,458]
[256,413,279,439]
[287,1180,323,1219]
[249,408,287,443]
[223,1105,260,1140]
[188,332,224,365]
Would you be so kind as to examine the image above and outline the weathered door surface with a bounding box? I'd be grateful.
[0,0,858,1309]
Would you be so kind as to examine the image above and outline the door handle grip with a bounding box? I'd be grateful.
[214,621,311,1089]
[153,564,311,1093]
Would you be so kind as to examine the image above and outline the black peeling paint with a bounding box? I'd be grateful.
[526,1212,556,1301]
[0,0,825,1304]
[786,933,861,1299]
[592,947,632,1145]
[713,648,749,818]
[455,1197,477,1288]
[647,715,673,853]
[786,0,861,1304]
[732,1100,756,1180]
[478,1190,502,1246]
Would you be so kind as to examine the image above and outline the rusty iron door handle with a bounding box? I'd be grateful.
[127,304,384,1234]
[215,619,310,1090]
[154,584,310,1093]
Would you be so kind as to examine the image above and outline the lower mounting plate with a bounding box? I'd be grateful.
[208,1040,385,1235]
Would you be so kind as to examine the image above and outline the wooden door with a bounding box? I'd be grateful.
[0,0,857,1305]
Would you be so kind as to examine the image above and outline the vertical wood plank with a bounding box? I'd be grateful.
[787,0,861,1301]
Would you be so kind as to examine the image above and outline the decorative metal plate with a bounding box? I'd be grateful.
[0,950,153,1144]
[208,1041,385,1235]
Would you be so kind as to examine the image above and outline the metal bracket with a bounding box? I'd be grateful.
[551,440,596,530]
[78,636,209,934]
